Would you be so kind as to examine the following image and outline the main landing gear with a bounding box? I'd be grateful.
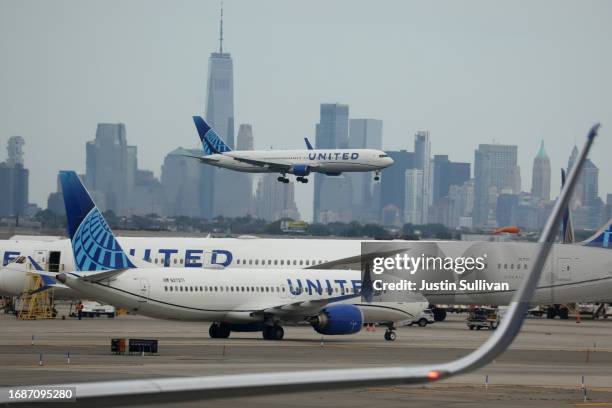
[383,325,397,341]
[296,176,309,184]
[277,175,290,184]
[374,170,381,181]
[209,322,231,339]
[262,325,284,340]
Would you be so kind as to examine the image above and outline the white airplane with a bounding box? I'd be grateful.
[187,116,394,183]
[5,171,426,341]
[0,125,599,407]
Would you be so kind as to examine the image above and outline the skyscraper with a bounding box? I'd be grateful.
[205,4,234,148]
[313,103,350,223]
[414,131,431,223]
[254,174,300,221]
[432,155,471,204]
[237,124,254,150]
[473,144,521,227]
[379,150,414,224]
[204,4,252,218]
[531,140,551,203]
[0,137,29,217]
[404,169,423,224]
[348,118,382,222]
[161,148,210,217]
[85,123,132,214]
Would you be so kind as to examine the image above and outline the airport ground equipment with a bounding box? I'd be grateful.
[0,124,599,406]
[17,274,54,320]
[467,308,499,330]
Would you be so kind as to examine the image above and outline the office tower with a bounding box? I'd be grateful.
[432,155,471,204]
[205,4,234,148]
[379,150,414,224]
[496,193,519,227]
[348,119,382,222]
[254,174,300,221]
[531,140,551,203]
[473,144,520,227]
[0,137,29,217]
[85,123,132,214]
[313,103,350,223]
[237,124,254,150]
[606,194,612,221]
[414,131,431,223]
[404,169,423,224]
[204,5,252,217]
[161,148,211,217]
[449,179,475,228]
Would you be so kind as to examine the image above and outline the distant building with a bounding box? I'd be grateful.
[254,174,300,221]
[567,146,603,228]
[313,103,351,223]
[449,179,474,228]
[531,140,551,203]
[432,155,470,205]
[496,193,519,227]
[0,137,29,217]
[348,118,382,222]
[236,124,254,150]
[161,148,212,217]
[379,150,414,224]
[404,169,423,224]
[473,143,521,227]
[85,123,131,215]
[414,131,431,223]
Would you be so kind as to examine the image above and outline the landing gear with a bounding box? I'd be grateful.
[296,176,309,183]
[277,175,290,183]
[384,328,397,341]
[374,170,381,181]
[209,322,231,339]
[262,325,284,340]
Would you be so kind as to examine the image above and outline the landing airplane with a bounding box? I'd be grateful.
[188,116,394,183]
[0,125,598,407]
[5,171,426,341]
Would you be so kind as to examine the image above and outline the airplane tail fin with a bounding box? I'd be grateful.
[582,218,612,249]
[304,137,314,150]
[59,171,136,271]
[192,116,232,155]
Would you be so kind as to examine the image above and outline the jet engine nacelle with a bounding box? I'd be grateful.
[310,304,363,335]
[289,164,311,177]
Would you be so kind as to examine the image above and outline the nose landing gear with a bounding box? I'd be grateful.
[374,170,381,181]
[383,325,397,341]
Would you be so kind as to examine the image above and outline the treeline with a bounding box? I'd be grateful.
[32,209,464,240]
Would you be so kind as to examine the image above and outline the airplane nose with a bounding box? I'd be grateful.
[385,157,394,167]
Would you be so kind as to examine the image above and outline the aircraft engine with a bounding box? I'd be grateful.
[310,304,363,335]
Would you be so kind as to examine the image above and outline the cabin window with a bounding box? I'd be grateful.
[274,260,278,265]
[237,259,241,265]
[281,287,285,292]
[249,260,253,265]
[504,264,507,269]
[305,260,310,265]
[293,260,297,265]
[164,286,168,291]
[268,260,272,265]
[265,287,269,292]
[280,260,284,265]
[180,259,184,264]
[251,286,255,292]
[199,286,203,291]
[154,259,158,264]
[299,260,303,266]
[524,264,528,269]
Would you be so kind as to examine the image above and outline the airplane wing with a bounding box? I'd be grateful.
[0,124,600,407]
[180,153,220,164]
[258,293,359,317]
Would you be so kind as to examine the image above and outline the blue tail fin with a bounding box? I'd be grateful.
[304,137,314,150]
[59,171,135,271]
[192,116,232,155]
[583,219,612,249]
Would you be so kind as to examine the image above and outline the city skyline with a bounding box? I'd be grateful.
[2,1,612,221]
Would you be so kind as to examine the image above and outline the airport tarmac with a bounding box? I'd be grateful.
[1,312,611,407]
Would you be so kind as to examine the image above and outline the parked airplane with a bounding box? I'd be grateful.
[5,171,427,341]
[188,116,394,183]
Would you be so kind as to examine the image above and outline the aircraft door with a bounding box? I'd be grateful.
[32,250,48,271]
[556,258,572,281]
[48,251,61,272]
[138,278,150,302]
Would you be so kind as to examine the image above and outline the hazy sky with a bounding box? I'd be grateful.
[1,0,611,221]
